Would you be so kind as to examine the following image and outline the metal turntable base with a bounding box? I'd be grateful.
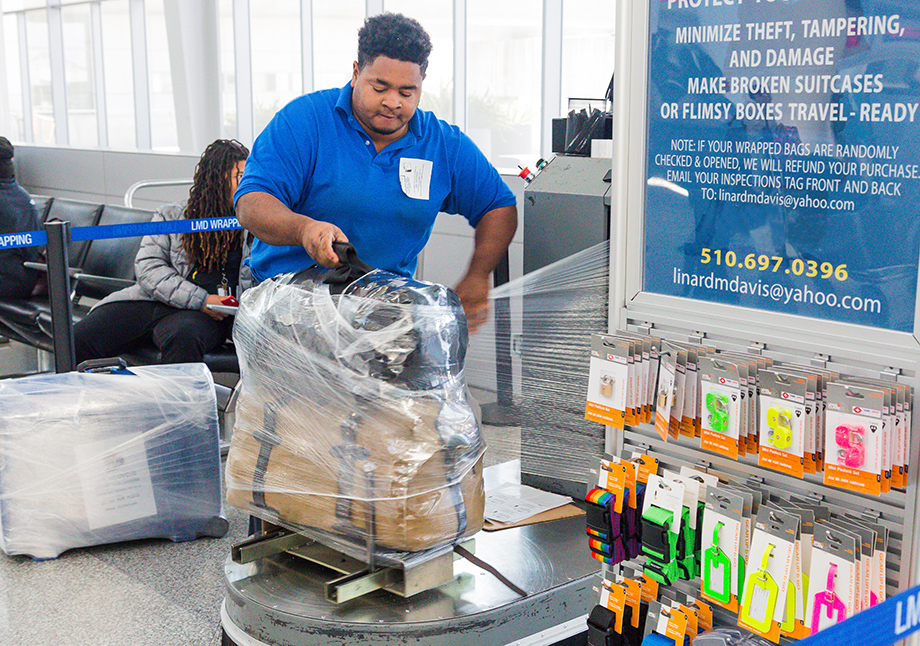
[221,515,598,646]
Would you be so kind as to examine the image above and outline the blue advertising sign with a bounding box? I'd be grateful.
[644,0,920,331]
[797,582,920,646]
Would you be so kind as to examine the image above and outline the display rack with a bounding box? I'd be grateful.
[607,0,920,642]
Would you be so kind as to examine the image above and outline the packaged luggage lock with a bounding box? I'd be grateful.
[706,393,730,433]
[766,408,793,450]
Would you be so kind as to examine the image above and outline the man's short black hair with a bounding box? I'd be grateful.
[358,13,432,74]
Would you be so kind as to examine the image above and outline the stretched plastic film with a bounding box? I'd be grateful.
[225,268,485,553]
[0,363,228,560]
[464,241,610,495]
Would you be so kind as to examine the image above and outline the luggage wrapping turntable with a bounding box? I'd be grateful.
[0,363,228,559]
[225,263,485,553]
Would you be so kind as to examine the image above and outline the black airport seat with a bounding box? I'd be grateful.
[32,195,53,222]
[72,204,154,301]
[44,198,105,267]
[0,198,241,376]
[33,204,153,335]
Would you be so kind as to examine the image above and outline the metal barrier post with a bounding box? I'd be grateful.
[44,220,76,373]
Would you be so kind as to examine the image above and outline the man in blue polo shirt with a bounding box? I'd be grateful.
[235,13,517,332]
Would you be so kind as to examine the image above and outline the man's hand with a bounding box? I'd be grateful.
[455,272,491,334]
[299,219,348,268]
[202,294,228,320]
[455,204,517,334]
[236,192,348,267]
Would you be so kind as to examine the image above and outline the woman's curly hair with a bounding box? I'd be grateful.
[181,139,249,270]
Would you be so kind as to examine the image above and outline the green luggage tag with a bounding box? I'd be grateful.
[739,544,779,634]
[703,521,732,604]
[781,578,797,632]
[737,555,746,604]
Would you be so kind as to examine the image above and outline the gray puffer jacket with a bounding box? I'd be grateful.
[94,202,252,310]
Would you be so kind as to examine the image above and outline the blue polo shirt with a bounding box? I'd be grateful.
[235,83,516,280]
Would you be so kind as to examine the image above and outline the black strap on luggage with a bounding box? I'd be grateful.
[322,242,376,292]
[252,401,282,514]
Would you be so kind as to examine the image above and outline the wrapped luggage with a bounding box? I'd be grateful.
[0,363,228,559]
[225,254,485,553]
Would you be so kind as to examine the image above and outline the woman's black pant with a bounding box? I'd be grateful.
[74,299,232,365]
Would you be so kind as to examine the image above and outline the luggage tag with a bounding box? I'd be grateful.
[739,544,779,634]
[810,564,846,633]
[703,521,732,604]
[780,580,796,633]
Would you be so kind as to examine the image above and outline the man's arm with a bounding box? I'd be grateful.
[454,204,518,333]
[236,191,348,268]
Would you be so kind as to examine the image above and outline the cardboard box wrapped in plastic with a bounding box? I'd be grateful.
[225,261,485,553]
[0,363,228,559]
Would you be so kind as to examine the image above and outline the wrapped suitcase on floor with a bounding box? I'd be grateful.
[225,246,485,553]
[0,362,228,559]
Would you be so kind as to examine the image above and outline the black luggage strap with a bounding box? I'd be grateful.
[587,604,621,646]
[323,242,376,292]
[330,412,370,527]
[453,543,527,597]
[252,402,282,513]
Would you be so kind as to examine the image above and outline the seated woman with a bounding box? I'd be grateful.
[74,139,250,365]
[0,137,43,299]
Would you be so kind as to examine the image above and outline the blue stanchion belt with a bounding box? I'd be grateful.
[796,583,920,646]
[0,216,242,250]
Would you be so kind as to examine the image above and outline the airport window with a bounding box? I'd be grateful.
[467,1,542,169]
[62,3,98,148]
[250,0,303,137]
[2,0,46,11]
[25,9,54,145]
[145,0,178,151]
[3,14,25,142]
[562,0,616,114]
[384,0,454,123]
[0,0,617,168]
[217,0,236,140]
[312,2,364,103]
[101,0,136,150]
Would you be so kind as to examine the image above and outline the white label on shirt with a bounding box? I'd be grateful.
[399,158,433,200]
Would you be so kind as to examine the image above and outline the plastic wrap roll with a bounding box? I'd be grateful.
[0,363,227,559]
[225,268,485,553]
